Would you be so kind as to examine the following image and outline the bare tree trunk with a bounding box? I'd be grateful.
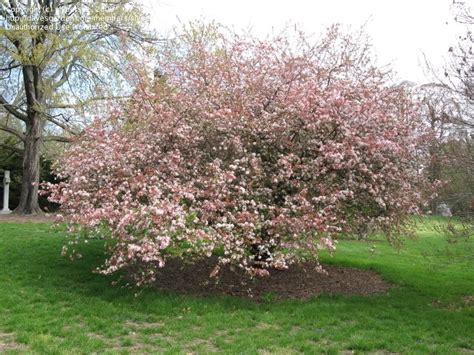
[14,116,43,215]
[14,65,44,215]
[428,148,441,215]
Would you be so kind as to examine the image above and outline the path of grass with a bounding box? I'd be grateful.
[0,218,472,354]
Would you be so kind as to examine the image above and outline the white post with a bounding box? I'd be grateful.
[1,170,12,214]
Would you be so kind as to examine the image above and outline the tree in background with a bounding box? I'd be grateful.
[0,0,156,214]
[419,1,474,217]
[415,83,471,215]
[445,0,474,131]
[44,24,432,286]
[446,1,474,217]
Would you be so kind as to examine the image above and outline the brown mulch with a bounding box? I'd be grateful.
[153,257,390,301]
[0,213,53,223]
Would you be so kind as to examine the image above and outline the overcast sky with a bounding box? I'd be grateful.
[141,0,470,83]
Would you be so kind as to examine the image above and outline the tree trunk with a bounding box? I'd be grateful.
[14,65,44,215]
[428,140,441,215]
[14,116,43,215]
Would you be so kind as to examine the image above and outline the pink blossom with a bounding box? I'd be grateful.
[42,24,433,286]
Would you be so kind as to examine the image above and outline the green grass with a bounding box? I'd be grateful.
[0,218,473,354]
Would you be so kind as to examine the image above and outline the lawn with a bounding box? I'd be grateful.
[0,218,472,354]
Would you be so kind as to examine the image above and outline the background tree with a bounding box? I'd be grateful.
[419,1,474,217]
[0,0,156,214]
[416,83,462,213]
[445,0,474,130]
[417,84,474,216]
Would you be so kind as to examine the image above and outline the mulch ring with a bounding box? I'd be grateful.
[153,257,390,301]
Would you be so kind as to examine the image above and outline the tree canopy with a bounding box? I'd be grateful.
[44,25,432,286]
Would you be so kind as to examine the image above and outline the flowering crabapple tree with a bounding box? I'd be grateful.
[44,24,430,286]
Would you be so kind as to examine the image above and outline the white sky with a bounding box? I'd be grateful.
[140,0,471,84]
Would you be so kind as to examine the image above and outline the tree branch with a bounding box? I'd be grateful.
[48,57,78,90]
[0,94,28,121]
[44,113,79,135]
[0,63,21,72]
[43,135,72,143]
[51,95,129,109]
[0,142,23,154]
[0,123,25,141]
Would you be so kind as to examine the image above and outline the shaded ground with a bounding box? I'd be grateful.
[153,257,390,301]
[0,331,27,352]
[0,213,53,223]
